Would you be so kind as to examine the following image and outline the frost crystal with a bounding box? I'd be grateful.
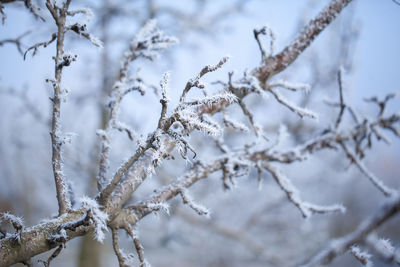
[131,19,179,60]
[179,188,210,217]
[147,202,170,216]
[0,212,24,230]
[269,88,318,119]
[270,80,311,93]
[223,115,249,132]
[350,245,373,267]
[80,196,108,243]
[186,91,237,107]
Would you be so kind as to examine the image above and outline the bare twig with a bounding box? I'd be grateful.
[0,30,30,55]
[24,33,57,60]
[38,245,64,267]
[335,67,346,128]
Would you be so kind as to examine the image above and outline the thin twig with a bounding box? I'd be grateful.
[46,0,72,215]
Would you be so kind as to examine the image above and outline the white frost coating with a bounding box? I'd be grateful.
[269,88,318,119]
[186,91,237,106]
[52,228,67,241]
[69,7,94,24]
[131,19,179,60]
[377,238,395,255]
[232,71,269,99]
[80,196,108,243]
[118,249,136,265]
[177,109,222,136]
[264,163,345,218]
[0,212,24,228]
[147,202,170,216]
[223,114,249,132]
[96,129,107,137]
[179,188,210,217]
[142,260,151,267]
[88,35,103,48]
[62,132,78,144]
[270,80,311,93]
[342,144,397,197]
[255,24,277,57]
[160,71,170,102]
[350,245,373,267]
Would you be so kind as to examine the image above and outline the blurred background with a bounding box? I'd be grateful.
[0,0,399,266]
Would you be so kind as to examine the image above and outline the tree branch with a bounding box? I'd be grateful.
[300,195,400,266]
[253,0,353,84]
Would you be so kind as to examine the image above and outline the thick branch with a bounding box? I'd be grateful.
[253,0,353,84]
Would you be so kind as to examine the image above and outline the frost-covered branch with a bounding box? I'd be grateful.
[179,56,230,103]
[97,19,177,191]
[46,0,73,216]
[0,0,44,23]
[366,234,400,264]
[0,1,368,265]
[126,227,148,267]
[300,195,400,266]
[349,245,373,267]
[80,197,108,243]
[254,25,276,61]
[111,223,148,266]
[268,87,318,119]
[178,187,210,216]
[111,228,132,267]
[24,33,57,59]
[66,22,103,48]
[340,142,396,197]
[263,163,345,218]
[254,0,354,83]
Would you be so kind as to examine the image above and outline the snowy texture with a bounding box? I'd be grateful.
[269,80,311,93]
[254,24,277,58]
[0,212,24,230]
[350,245,373,267]
[80,196,108,243]
[179,188,210,217]
[269,88,318,119]
[130,19,178,60]
[223,114,249,132]
[264,163,345,218]
[340,143,397,197]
